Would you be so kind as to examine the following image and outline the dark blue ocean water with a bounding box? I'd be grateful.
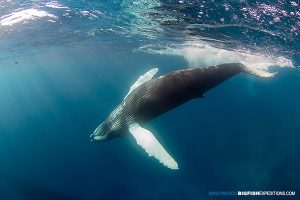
[0,1,299,199]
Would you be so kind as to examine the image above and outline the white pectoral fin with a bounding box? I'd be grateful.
[124,68,158,100]
[129,123,179,170]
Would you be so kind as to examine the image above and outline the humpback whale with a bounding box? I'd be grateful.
[90,63,276,169]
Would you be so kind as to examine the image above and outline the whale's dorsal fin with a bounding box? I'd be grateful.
[129,123,178,170]
[124,68,158,100]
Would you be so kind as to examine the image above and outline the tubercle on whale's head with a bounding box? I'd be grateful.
[90,120,122,143]
[90,121,111,143]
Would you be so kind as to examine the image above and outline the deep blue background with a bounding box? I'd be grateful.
[0,44,299,199]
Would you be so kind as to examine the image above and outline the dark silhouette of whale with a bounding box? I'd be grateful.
[90,63,276,169]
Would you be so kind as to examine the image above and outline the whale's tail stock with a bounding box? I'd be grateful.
[240,63,278,78]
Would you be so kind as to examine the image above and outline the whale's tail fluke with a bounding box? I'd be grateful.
[240,63,278,78]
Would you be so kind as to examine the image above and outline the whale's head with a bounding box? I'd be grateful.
[90,120,122,143]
